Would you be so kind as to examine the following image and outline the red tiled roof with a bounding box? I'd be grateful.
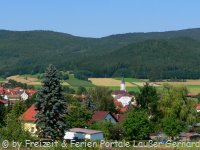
[0,100,9,104]
[187,93,198,97]
[113,114,126,123]
[0,87,4,93]
[0,100,18,104]
[90,111,118,123]
[120,107,128,113]
[20,105,38,121]
[196,104,200,110]
[12,87,22,91]
[26,89,37,95]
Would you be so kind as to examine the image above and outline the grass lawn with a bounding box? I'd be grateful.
[66,74,94,87]
[108,86,140,93]
[185,85,200,93]
[0,77,7,82]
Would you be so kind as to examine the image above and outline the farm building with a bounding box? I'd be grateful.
[64,128,104,141]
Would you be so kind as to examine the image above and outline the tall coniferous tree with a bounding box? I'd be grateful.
[35,64,67,140]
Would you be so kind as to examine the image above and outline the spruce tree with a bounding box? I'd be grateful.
[85,95,96,112]
[35,64,67,140]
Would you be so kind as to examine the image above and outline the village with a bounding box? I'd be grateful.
[1,73,200,146]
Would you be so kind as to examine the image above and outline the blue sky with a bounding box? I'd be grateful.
[0,0,200,37]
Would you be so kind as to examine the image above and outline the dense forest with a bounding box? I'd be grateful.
[1,28,200,79]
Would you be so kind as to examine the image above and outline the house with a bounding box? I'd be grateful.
[179,132,200,141]
[0,86,5,95]
[0,100,9,106]
[89,111,118,124]
[187,93,198,97]
[149,132,168,141]
[196,104,200,112]
[64,128,104,141]
[20,91,29,101]
[7,95,21,101]
[113,113,126,123]
[26,89,37,96]
[2,87,30,102]
[20,105,38,134]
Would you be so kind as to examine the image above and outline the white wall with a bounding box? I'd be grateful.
[89,133,104,140]
[64,132,104,140]
[64,132,85,140]
[117,96,132,107]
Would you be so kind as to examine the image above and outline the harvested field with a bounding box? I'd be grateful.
[7,75,37,83]
[7,75,70,86]
[89,78,134,86]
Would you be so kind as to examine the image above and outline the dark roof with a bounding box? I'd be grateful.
[90,111,118,123]
[69,128,103,134]
[112,90,127,95]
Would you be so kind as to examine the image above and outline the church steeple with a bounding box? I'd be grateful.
[120,77,126,91]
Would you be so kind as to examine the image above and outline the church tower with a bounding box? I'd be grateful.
[120,77,126,91]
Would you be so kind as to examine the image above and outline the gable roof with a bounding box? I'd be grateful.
[113,114,126,123]
[197,104,200,110]
[90,111,118,123]
[0,86,4,94]
[111,90,127,96]
[69,128,103,134]
[20,105,38,121]
[0,100,9,104]
[26,89,37,95]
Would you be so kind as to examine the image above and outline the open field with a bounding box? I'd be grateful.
[6,75,69,86]
[7,75,38,83]
[4,75,200,94]
[108,86,141,93]
[114,77,148,82]
[89,78,134,86]
[0,77,6,82]
[67,74,94,87]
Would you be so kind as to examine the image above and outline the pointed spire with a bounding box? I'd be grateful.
[121,77,125,84]
[120,77,126,91]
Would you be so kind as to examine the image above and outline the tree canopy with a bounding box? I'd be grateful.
[35,64,67,140]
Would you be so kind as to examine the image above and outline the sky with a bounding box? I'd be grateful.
[0,0,200,37]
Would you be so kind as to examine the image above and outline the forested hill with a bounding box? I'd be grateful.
[1,28,200,79]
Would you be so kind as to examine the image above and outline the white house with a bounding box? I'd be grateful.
[20,91,29,101]
[64,128,104,141]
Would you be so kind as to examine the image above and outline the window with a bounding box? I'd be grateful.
[30,127,35,133]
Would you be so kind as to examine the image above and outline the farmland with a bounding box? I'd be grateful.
[88,78,134,86]
[3,75,200,94]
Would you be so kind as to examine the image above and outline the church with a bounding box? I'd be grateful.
[111,78,136,110]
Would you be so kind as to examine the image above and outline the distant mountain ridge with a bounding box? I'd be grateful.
[1,28,200,79]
